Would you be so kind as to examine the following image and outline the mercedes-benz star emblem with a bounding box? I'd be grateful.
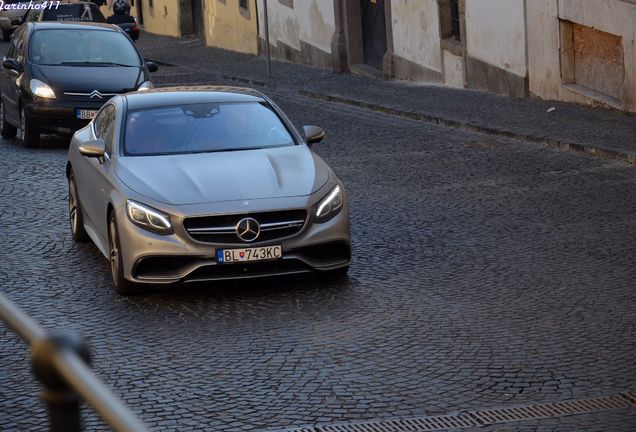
[89,90,103,99]
[236,217,260,242]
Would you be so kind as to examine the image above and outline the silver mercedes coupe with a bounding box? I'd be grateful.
[66,87,351,294]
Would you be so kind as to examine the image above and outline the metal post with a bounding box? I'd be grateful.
[263,0,271,78]
[32,333,90,432]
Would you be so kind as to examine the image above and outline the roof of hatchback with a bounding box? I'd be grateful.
[123,86,267,110]
[30,22,119,31]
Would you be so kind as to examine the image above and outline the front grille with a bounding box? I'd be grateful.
[184,210,307,244]
[62,91,122,102]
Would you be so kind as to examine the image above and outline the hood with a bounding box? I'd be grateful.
[115,146,331,205]
[31,64,142,93]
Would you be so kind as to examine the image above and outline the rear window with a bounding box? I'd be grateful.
[124,102,296,156]
[41,4,106,22]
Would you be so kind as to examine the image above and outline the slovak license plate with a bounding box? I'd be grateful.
[76,109,98,120]
[216,245,282,263]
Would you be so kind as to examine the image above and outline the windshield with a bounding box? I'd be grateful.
[29,29,141,66]
[124,102,296,156]
[41,4,106,22]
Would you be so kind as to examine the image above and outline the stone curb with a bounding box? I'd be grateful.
[300,90,636,165]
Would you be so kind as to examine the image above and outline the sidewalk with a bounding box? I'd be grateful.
[137,33,636,164]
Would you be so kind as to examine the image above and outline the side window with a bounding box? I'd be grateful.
[94,105,116,155]
[6,37,16,59]
[15,30,26,64]
[103,106,117,155]
[93,107,107,138]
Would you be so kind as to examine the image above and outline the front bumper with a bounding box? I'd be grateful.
[26,99,105,134]
[114,201,352,284]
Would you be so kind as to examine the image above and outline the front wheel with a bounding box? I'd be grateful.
[0,98,17,139]
[108,212,142,295]
[324,265,350,278]
[68,170,90,242]
[18,107,40,148]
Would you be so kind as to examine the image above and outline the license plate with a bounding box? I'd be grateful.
[76,109,98,120]
[216,245,282,263]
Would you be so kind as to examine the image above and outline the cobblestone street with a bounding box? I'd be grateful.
[1,34,635,431]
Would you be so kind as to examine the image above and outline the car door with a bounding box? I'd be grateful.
[76,103,117,244]
[1,26,25,124]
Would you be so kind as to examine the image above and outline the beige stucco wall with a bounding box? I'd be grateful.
[204,0,258,54]
[465,0,527,78]
[390,0,442,74]
[527,0,636,112]
[138,0,181,37]
[255,0,335,54]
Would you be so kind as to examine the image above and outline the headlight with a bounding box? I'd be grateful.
[30,79,55,99]
[137,81,154,92]
[126,200,172,234]
[315,185,343,223]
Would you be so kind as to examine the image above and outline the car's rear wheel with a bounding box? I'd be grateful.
[108,212,142,295]
[68,170,90,242]
[18,107,40,148]
[0,98,17,139]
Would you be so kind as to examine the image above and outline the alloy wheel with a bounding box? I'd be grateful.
[68,178,78,234]
[109,219,120,283]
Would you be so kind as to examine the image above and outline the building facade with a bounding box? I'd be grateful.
[143,0,636,113]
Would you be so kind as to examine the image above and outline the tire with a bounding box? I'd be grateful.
[0,98,17,139]
[68,170,90,242]
[18,107,40,148]
[108,212,142,295]
[324,265,350,278]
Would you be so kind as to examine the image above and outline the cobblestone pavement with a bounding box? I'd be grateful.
[1,35,636,431]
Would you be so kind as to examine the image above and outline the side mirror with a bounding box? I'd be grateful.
[303,125,325,146]
[145,61,158,73]
[79,139,106,158]
[3,59,23,73]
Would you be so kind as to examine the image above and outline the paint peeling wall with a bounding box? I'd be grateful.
[255,0,335,55]
[390,0,442,74]
[465,0,526,78]
[527,0,636,112]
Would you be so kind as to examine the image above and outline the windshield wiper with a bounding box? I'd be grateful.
[58,61,136,67]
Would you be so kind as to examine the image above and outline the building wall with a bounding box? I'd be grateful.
[139,0,182,37]
[464,0,528,96]
[255,0,336,68]
[390,0,442,82]
[527,0,636,112]
[204,0,258,54]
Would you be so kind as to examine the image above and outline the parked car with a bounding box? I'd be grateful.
[0,22,157,147]
[22,1,107,24]
[0,0,32,40]
[66,87,352,294]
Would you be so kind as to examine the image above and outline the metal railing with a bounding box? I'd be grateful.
[0,291,149,432]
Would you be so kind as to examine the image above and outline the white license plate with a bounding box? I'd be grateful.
[76,109,98,120]
[216,245,282,263]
